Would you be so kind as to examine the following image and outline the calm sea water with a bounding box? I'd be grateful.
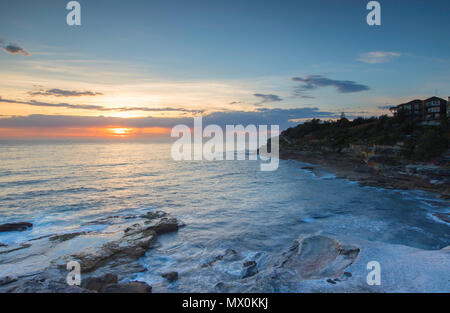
[0,140,448,291]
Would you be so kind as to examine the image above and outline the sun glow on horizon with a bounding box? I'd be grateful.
[108,127,135,136]
[0,126,172,138]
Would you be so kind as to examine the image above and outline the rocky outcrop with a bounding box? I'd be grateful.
[241,261,258,279]
[81,273,118,292]
[49,232,88,242]
[0,272,93,293]
[0,276,18,286]
[433,212,450,224]
[202,248,238,268]
[1,270,151,293]
[71,212,182,273]
[280,148,450,197]
[277,235,360,281]
[0,209,184,293]
[148,217,182,235]
[100,281,152,293]
[81,273,152,293]
[162,271,178,282]
[0,243,31,255]
[0,222,33,232]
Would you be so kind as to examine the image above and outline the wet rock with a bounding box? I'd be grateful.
[222,248,239,260]
[84,211,171,227]
[71,226,158,272]
[141,211,167,220]
[202,249,238,267]
[0,276,18,286]
[100,281,152,293]
[278,235,360,281]
[81,274,118,292]
[29,234,53,241]
[1,272,94,293]
[0,210,183,292]
[326,278,337,284]
[49,232,87,242]
[433,213,450,224]
[214,281,234,292]
[0,222,33,232]
[241,261,258,279]
[0,243,7,248]
[162,271,178,282]
[215,282,226,292]
[148,217,181,235]
[70,211,183,273]
[343,272,352,278]
[82,214,141,226]
[355,165,372,173]
[2,269,151,293]
[0,243,31,255]
[38,285,92,293]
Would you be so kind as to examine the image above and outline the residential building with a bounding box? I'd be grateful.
[390,97,448,120]
[423,97,447,120]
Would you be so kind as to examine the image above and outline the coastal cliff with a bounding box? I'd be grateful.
[276,115,450,200]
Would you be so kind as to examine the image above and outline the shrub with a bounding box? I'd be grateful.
[413,129,447,161]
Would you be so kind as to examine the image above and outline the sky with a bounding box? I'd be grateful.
[0,0,449,138]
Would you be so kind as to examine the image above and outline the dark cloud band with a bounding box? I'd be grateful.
[29,89,103,97]
[253,93,283,104]
[0,107,342,131]
[0,42,30,56]
[292,75,370,97]
[0,96,203,114]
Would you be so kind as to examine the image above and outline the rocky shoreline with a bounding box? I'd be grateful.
[1,149,449,292]
[0,210,184,293]
[0,208,368,293]
[1,211,449,292]
[279,147,450,226]
[280,148,450,199]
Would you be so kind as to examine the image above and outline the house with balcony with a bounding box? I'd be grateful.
[389,99,423,118]
[390,96,448,120]
[423,97,447,120]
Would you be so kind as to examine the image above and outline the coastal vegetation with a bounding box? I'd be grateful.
[281,113,450,163]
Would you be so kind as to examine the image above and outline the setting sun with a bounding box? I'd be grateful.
[108,127,135,136]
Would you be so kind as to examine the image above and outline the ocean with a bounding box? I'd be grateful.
[0,140,449,292]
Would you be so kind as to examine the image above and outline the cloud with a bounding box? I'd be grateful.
[378,105,393,110]
[253,93,283,105]
[29,88,103,97]
[0,96,203,113]
[0,107,342,132]
[292,75,370,97]
[357,51,401,64]
[0,114,191,129]
[297,95,316,99]
[0,42,31,56]
[0,97,105,110]
[117,107,204,114]
[204,107,338,129]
